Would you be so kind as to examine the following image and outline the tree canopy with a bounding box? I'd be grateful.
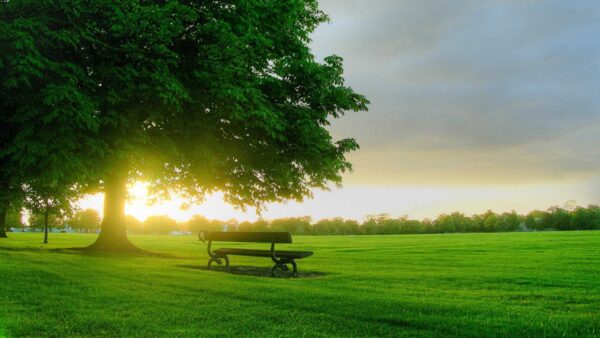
[70,208,102,233]
[143,215,179,235]
[0,1,368,250]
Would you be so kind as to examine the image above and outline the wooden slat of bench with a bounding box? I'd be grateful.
[214,248,313,259]
[205,231,292,243]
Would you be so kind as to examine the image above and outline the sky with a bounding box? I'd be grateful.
[82,0,600,222]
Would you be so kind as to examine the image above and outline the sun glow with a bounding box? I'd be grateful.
[78,182,254,222]
[76,179,598,223]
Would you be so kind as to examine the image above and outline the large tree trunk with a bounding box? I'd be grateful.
[87,168,139,252]
[0,207,7,238]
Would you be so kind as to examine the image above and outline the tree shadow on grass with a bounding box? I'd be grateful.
[176,264,327,279]
[0,245,177,259]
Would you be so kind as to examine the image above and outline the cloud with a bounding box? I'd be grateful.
[312,0,600,185]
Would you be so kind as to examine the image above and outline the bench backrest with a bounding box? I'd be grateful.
[204,231,292,243]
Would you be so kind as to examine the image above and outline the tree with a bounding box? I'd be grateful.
[400,219,422,234]
[0,206,7,238]
[29,212,63,232]
[435,213,457,233]
[71,209,102,233]
[0,185,18,238]
[5,207,24,231]
[238,218,270,232]
[362,214,383,235]
[420,218,435,234]
[525,210,546,231]
[23,179,78,243]
[0,1,97,239]
[271,217,312,234]
[186,215,214,235]
[568,205,600,231]
[252,218,271,232]
[0,119,24,238]
[497,211,521,232]
[543,206,571,230]
[125,215,143,235]
[143,215,179,235]
[482,211,498,232]
[1,1,368,251]
[0,3,27,238]
[0,198,24,237]
[313,217,346,235]
[224,219,240,232]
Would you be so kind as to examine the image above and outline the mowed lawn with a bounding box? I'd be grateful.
[1,232,599,337]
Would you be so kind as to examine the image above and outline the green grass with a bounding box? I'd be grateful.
[1,231,599,337]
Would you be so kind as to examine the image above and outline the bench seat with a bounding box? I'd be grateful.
[203,231,313,276]
[214,248,313,259]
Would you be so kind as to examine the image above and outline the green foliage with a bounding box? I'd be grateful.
[20,179,79,244]
[0,0,368,216]
[313,217,359,235]
[125,215,143,234]
[5,208,24,229]
[185,215,213,234]
[69,209,101,233]
[0,1,101,189]
[270,216,311,234]
[28,213,63,231]
[1,232,600,336]
[184,204,600,236]
[22,181,78,224]
[143,215,179,235]
[570,205,600,230]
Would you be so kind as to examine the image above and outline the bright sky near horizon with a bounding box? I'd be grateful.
[80,0,600,222]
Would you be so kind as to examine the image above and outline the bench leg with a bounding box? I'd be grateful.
[208,256,229,269]
[271,260,297,277]
[290,260,297,275]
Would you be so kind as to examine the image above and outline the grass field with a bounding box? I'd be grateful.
[1,231,599,337]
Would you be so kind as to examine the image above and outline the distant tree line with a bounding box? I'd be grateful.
[186,205,600,235]
[4,205,600,236]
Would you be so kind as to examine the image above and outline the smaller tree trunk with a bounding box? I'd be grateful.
[0,207,7,238]
[43,207,49,244]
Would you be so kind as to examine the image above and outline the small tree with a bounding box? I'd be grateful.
[252,218,271,232]
[482,211,498,232]
[238,221,254,232]
[125,215,143,234]
[71,209,102,233]
[23,181,78,244]
[29,212,63,232]
[271,217,312,234]
[497,211,521,232]
[525,210,546,230]
[313,218,339,235]
[543,206,571,231]
[186,215,213,235]
[143,216,179,235]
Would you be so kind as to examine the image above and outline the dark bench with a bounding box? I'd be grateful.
[202,231,313,276]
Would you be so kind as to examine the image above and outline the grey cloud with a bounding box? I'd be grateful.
[313,0,600,184]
